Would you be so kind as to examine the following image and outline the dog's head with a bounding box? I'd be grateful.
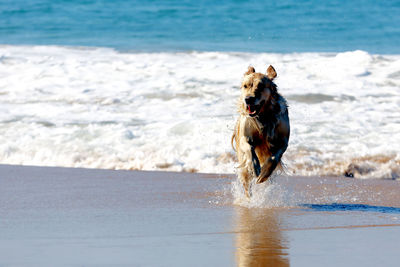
[240,65,277,117]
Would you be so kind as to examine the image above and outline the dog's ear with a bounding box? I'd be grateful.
[266,65,277,80]
[244,66,255,76]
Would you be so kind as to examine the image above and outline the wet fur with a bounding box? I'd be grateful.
[232,65,290,197]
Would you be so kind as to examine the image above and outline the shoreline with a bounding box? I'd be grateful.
[1,162,398,180]
[4,43,400,55]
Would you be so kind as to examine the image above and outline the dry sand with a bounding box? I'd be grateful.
[0,164,399,266]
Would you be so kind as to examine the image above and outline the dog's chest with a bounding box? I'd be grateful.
[240,116,269,145]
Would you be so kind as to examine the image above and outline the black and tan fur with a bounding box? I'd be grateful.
[232,65,290,197]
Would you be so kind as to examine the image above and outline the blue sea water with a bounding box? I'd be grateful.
[0,0,399,53]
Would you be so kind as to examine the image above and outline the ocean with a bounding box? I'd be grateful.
[0,0,399,179]
[2,0,400,53]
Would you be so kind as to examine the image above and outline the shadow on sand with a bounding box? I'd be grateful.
[302,203,400,214]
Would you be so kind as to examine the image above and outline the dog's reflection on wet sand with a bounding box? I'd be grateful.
[234,207,289,267]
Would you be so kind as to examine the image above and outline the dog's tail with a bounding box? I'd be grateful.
[231,133,236,151]
[231,123,237,152]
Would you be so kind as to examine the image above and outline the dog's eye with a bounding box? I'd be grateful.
[243,84,247,89]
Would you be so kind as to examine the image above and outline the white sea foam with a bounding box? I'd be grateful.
[0,45,399,178]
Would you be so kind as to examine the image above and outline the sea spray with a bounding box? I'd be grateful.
[230,175,304,208]
[228,174,395,208]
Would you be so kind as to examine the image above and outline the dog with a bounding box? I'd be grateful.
[232,65,290,197]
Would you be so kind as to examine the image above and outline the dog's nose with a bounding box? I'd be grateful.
[245,96,256,105]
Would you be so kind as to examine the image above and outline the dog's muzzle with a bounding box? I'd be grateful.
[245,97,263,117]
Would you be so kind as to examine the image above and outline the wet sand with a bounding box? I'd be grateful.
[1,164,400,266]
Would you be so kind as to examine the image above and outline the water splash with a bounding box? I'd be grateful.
[228,174,398,209]
[231,176,304,208]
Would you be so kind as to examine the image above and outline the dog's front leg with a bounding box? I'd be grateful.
[241,118,261,177]
[256,142,287,184]
[256,156,278,184]
[239,136,261,177]
[238,136,261,197]
[249,138,261,177]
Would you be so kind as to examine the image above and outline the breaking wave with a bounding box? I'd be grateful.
[0,45,399,179]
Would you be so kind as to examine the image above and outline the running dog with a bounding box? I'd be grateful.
[232,65,290,197]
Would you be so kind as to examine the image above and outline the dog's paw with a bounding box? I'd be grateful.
[256,175,269,184]
[256,156,278,183]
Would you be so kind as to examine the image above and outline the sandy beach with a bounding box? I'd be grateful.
[1,164,399,266]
